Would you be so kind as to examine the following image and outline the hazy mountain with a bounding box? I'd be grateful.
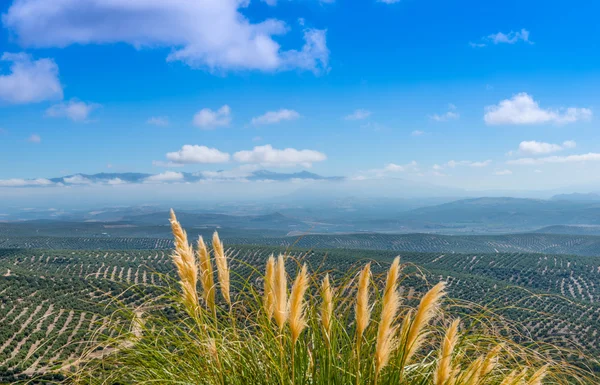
[551,192,600,202]
[398,197,600,231]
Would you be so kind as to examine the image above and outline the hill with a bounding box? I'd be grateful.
[2,243,600,381]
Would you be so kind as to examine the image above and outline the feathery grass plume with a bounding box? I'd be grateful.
[169,209,199,313]
[355,262,371,385]
[500,368,529,385]
[273,254,288,331]
[212,231,230,306]
[320,273,333,346]
[434,319,460,385]
[196,236,216,315]
[355,262,372,342]
[264,255,276,320]
[289,264,309,346]
[375,257,401,377]
[526,365,549,385]
[402,281,446,366]
[498,370,518,385]
[462,356,484,385]
[479,344,502,379]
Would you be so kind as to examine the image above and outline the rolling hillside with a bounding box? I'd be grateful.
[2,243,600,381]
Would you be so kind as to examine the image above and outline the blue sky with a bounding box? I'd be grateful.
[0,0,599,193]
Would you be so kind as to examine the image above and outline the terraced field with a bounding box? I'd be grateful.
[2,241,600,382]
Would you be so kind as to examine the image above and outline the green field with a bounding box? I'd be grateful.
[4,232,600,256]
[2,235,600,382]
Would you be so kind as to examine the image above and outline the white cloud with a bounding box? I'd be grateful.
[495,169,513,175]
[484,93,592,125]
[233,144,326,167]
[488,29,531,44]
[251,109,300,125]
[507,153,600,166]
[193,105,231,129]
[144,171,184,183]
[345,109,371,120]
[147,116,169,126]
[517,140,576,155]
[430,104,459,122]
[411,130,425,136]
[471,29,532,48]
[469,42,486,48]
[3,0,329,73]
[0,178,52,187]
[46,99,100,122]
[152,160,185,168]
[0,52,62,104]
[383,161,418,172]
[27,134,41,143]
[107,178,126,185]
[445,160,491,168]
[354,161,419,180]
[64,174,92,184]
[166,145,230,164]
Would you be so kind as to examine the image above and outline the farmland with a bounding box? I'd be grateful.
[2,236,600,381]
[4,232,600,256]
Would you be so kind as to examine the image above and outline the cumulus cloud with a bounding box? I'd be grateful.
[344,109,371,120]
[383,161,418,172]
[495,169,513,175]
[488,29,531,44]
[46,99,101,122]
[147,116,169,126]
[3,0,329,73]
[470,29,532,48]
[27,134,41,143]
[444,160,492,168]
[0,52,62,104]
[484,93,592,125]
[430,104,459,122]
[152,160,185,168]
[233,144,326,167]
[107,178,126,185]
[507,153,600,166]
[193,105,231,129]
[353,161,419,180]
[64,174,92,184]
[251,109,300,125]
[144,171,184,183]
[0,178,53,187]
[516,140,576,155]
[166,145,230,164]
[411,130,425,136]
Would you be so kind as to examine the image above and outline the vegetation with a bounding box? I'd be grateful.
[6,232,600,257]
[69,211,597,384]
[2,218,600,381]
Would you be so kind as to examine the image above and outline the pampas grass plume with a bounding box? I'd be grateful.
[264,255,276,320]
[197,236,215,314]
[212,231,231,306]
[375,257,401,375]
[434,319,460,385]
[273,254,288,331]
[289,264,309,345]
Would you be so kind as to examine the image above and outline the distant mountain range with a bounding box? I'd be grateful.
[46,170,343,185]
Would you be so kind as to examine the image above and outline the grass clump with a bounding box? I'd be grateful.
[71,210,597,385]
